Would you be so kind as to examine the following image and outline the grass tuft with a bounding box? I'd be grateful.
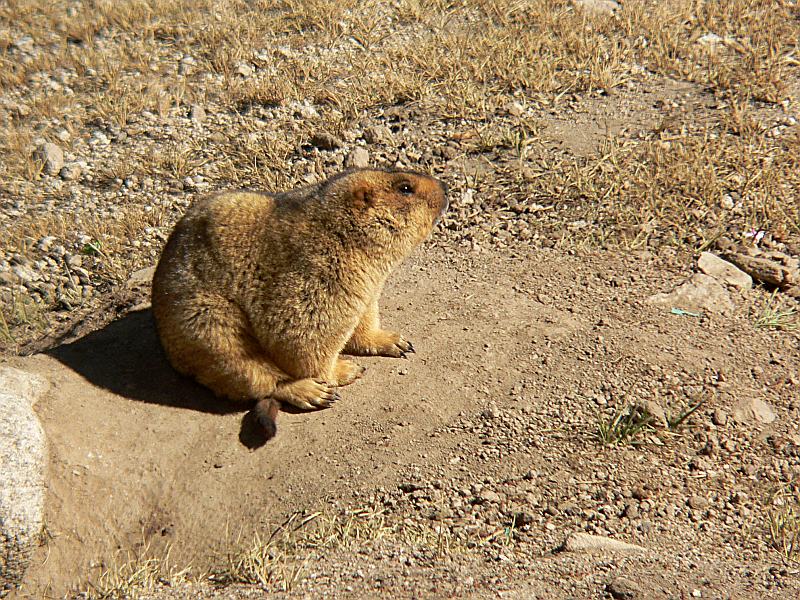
[767,486,800,563]
[82,544,194,600]
[596,404,655,446]
[755,291,798,331]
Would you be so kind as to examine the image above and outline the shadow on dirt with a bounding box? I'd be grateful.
[47,308,270,448]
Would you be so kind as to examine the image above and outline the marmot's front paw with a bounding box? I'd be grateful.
[389,335,414,358]
[368,330,414,358]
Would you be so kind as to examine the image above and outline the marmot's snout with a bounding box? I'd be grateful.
[414,174,448,226]
[434,182,449,225]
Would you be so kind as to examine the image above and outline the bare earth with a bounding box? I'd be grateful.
[2,1,800,598]
[7,242,800,599]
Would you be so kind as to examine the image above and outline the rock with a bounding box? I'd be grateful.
[297,103,319,119]
[126,266,156,290]
[478,489,501,504]
[698,32,723,45]
[560,532,646,553]
[310,132,343,151]
[12,35,35,54]
[11,264,38,285]
[634,399,668,428]
[572,0,620,16]
[189,104,206,123]
[607,577,644,600]
[732,398,776,424]
[345,147,370,168]
[59,163,82,181]
[688,495,708,510]
[647,273,734,315]
[712,409,728,427]
[36,236,56,253]
[235,62,253,77]
[698,252,752,289]
[697,33,728,47]
[0,367,49,593]
[33,142,64,176]
[0,271,19,286]
[507,101,525,117]
[363,125,392,145]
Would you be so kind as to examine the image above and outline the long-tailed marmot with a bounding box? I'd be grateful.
[151,168,448,439]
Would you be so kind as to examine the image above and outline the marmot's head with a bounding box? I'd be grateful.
[321,169,448,260]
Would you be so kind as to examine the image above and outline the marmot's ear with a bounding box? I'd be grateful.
[352,184,374,207]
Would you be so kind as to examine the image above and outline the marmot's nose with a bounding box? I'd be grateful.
[438,184,449,216]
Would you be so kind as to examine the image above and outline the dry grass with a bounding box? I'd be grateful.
[75,506,476,597]
[213,507,469,592]
[557,118,800,249]
[596,404,655,446]
[767,484,800,563]
[81,543,195,600]
[755,290,799,331]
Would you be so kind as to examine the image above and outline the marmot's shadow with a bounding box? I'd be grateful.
[47,309,269,447]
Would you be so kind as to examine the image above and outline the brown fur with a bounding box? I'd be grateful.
[151,168,448,439]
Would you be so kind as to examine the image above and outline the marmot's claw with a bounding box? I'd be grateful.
[407,341,415,353]
[399,350,408,359]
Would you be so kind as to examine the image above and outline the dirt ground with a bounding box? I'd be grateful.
[6,241,800,599]
[2,1,800,598]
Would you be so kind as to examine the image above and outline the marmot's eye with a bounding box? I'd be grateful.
[396,182,415,195]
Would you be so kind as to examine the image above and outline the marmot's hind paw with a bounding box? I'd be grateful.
[274,378,339,410]
[334,358,366,387]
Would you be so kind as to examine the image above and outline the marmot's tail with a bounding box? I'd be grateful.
[254,397,279,440]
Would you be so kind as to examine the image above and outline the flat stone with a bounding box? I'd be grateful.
[560,532,646,553]
[0,367,49,593]
[732,398,776,424]
[572,0,620,15]
[698,252,752,289]
[126,266,156,290]
[647,273,734,315]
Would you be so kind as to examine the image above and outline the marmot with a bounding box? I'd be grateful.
[152,168,448,439]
